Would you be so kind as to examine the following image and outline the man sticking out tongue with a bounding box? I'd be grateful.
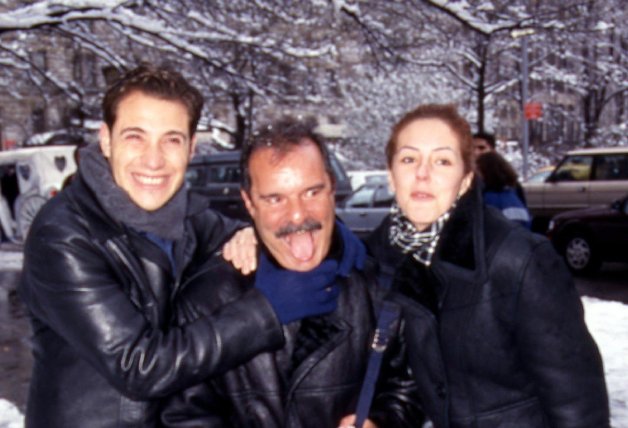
[161,118,421,428]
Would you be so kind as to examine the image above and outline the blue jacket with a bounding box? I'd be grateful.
[483,187,531,229]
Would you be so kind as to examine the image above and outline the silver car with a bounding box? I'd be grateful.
[336,183,393,237]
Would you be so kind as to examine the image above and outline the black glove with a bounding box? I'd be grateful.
[335,219,366,277]
[255,252,340,324]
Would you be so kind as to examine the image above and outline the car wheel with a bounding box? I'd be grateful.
[562,232,601,275]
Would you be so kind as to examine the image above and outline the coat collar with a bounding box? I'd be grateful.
[428,180,490,308]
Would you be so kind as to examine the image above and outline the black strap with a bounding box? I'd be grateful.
[354,300,401,428]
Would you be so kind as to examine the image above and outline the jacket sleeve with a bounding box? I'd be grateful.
[160,382,228,428]
[191,207,249,261]
[19,219,284,400]
[514,239,609,427]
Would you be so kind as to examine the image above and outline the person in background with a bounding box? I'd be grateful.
[366,104,609,428]
[472,131,527,205]
[471,131,496,157]
[161,117,422,428]
[476,151,531,229]
[18,65,334,428]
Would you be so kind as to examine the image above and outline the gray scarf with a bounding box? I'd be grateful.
[79,144,187,241]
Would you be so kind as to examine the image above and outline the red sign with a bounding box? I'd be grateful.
[2,139,17,151]
[524,102,543,120]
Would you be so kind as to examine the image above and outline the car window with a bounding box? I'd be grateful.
[208,164,241,184]
[593,154,628,181]
[185,167,206,186]
[345,186,375,208]
[553,155,593,182]
[373,187,394,208]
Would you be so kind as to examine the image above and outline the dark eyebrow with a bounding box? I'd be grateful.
[119,128,188,140]
[259,193,282,202]
[258,183,326,201]
[163,130,188,140]
[396,146,456,154]
[306,183,326,193]
[119,127,146,135]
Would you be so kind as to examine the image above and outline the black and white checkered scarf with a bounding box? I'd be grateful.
[388,201,454,266]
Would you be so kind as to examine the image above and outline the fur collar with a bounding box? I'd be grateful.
[433,180,482,271]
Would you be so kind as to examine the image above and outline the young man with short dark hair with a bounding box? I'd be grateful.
[19,66,335,428]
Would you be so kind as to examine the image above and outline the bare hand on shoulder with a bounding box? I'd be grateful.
[222,226,258,275]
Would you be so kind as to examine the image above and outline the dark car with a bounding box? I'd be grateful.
[335,182,394,237]
[185,150,352,220]
[547,193,628,275]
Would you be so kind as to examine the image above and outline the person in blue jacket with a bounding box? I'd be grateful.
[476,150,532,229]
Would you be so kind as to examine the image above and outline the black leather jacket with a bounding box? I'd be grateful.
[161,246,423,428]
[366,182,609,428]
[19,175,285,428]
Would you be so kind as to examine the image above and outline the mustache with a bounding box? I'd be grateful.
[275,219,322,239]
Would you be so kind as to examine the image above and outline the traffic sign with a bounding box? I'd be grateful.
[524,102,542,120]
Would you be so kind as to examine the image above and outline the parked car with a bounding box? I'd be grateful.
[0,145,78,242]
[185,149,352,220]
[335,182,393,237]
[347,170,387,190]
[523,147,628,232]
[547,193,628,275]
[524,165,554,184]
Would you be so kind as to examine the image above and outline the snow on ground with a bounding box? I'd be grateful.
[0,247,625,427]
[0,399,22,428]
[583,296,628,427]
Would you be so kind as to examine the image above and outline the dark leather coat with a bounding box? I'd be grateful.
[161,247,423,428]
[366,183,609,428]
[19,175,284,428]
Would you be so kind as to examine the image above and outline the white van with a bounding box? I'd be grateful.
[0,145,77,242]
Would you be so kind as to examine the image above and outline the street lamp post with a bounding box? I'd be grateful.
[511,28,535,180]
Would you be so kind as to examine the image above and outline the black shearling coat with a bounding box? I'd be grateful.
[19,174,285,428]
[366,182,609,428]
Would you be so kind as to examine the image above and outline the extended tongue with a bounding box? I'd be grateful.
[287,231,315,261]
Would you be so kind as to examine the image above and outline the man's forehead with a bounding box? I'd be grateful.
[250,148,329,190]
